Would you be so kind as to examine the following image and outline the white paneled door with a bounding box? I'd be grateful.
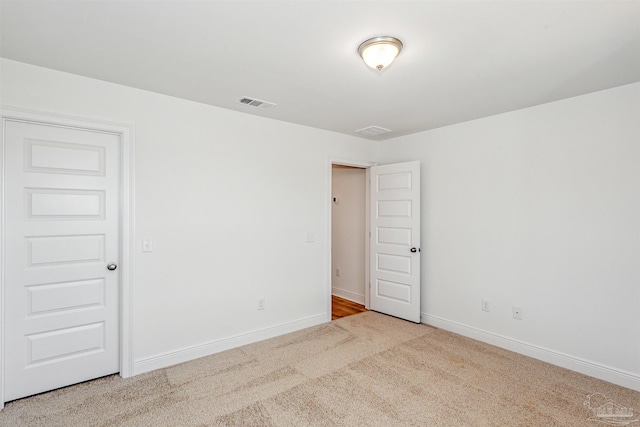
[369,161,421,323]
[4,120,120,401]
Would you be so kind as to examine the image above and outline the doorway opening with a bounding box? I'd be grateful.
[331,164,368,320]
[328,159,422,324]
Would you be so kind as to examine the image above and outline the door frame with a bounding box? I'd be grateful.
[0,105,135,409]
[326,158,374,321]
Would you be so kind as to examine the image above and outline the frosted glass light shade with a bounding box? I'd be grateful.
[358,36,403,71]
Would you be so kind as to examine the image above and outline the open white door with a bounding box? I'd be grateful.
[369,161,421,323]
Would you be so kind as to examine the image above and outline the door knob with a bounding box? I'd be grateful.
[107,263,118,271]
[410,247,417,253]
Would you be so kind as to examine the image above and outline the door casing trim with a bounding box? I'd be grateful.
[0,105,135,409]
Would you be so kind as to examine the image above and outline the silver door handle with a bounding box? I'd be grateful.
[107,263,118,271]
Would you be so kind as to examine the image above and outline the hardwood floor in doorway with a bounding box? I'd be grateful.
[332,295,367,320]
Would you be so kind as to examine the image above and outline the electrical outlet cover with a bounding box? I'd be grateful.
[513,306,523,320]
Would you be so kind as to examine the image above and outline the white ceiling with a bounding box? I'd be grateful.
[1,1,639,140]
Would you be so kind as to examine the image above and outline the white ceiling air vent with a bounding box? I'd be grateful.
[355,126,392,137]
[237,96,277,110]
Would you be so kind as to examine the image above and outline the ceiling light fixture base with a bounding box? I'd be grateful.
[358,36,403,71]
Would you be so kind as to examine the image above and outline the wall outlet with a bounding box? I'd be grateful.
[481,299,490,312]
[258,298,266,310]
[513,305,523,320]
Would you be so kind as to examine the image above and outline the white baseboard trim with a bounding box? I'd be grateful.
[133,314,327,375]
[331,288,365,305]
[422,313,640,392]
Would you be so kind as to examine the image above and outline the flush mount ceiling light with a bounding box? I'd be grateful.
[358,36,403,71]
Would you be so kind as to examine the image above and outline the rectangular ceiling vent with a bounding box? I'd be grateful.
[237,96,277,110]
[355,126,392,137]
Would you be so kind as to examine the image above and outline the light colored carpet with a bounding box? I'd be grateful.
[1,311,638,426]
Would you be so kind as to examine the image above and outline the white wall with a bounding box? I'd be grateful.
[379,83,640,390]
[0,58,378,373]
[331,165,366,304]
[2,57,638,391]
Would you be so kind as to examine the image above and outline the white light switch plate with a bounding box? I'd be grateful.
[142,237,153,252]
